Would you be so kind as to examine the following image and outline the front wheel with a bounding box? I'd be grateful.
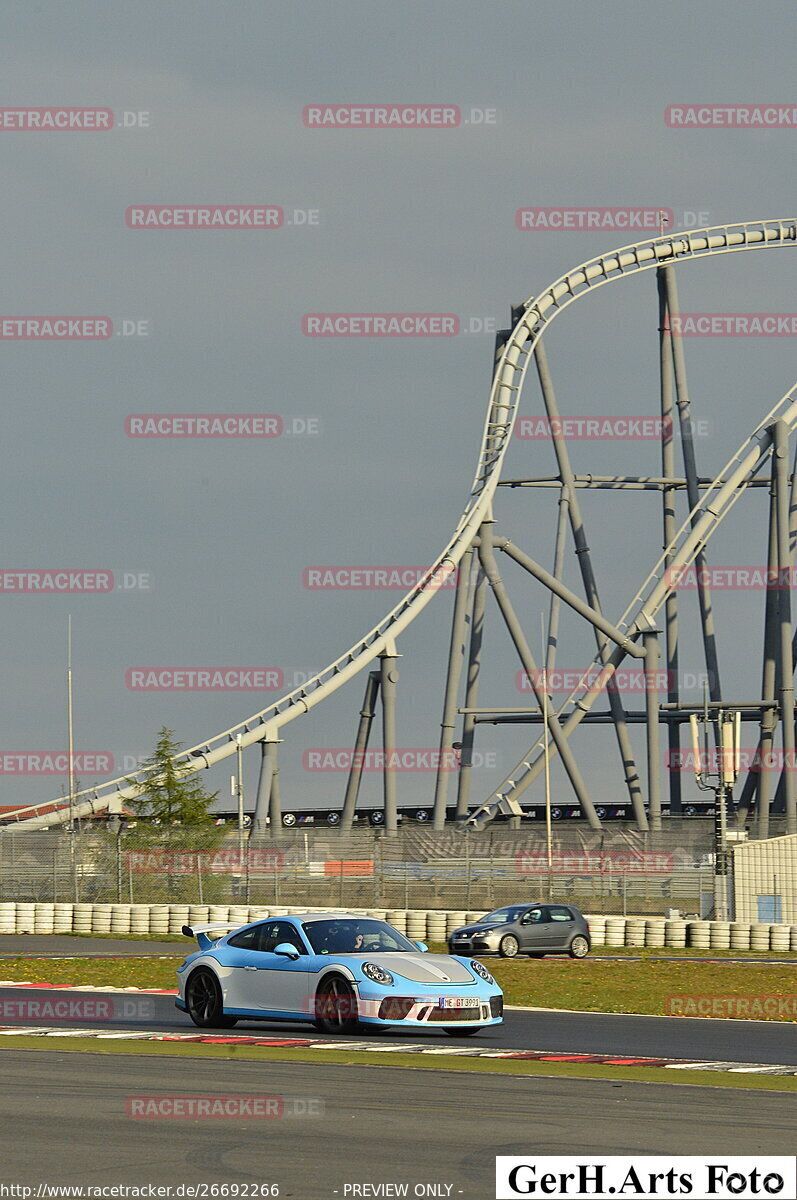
[185,968,238,1029]
[569,935,590,959]
[443,1026,482,1037]
[314,976,360,1034]
[498,934,519,958]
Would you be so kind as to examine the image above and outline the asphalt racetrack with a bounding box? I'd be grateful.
[1,1050,795,1198]
[1,937,796,1065]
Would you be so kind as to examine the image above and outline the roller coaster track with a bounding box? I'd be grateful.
[4,219,795,829]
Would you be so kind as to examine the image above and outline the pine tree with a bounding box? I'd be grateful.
[127,727,219,827]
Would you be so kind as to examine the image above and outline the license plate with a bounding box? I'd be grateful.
[438,996,479,1009]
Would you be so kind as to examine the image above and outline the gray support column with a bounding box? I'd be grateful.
[455,559,487,819]
[267,743,282,831]
[546,490,570,672]
[341,671,380,832]
[478,533,602,830]
[642,630,662,832]
[657,268,682,813]
[380,645,400,835]
[738,479,779,834]
[534,340,647,828]
[663,265,722,702]
[774,421,797,832]
[253,731,280,834]
[433,547,475,829]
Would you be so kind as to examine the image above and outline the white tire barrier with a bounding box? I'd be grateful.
[0,902,16,935]
[53,903,74,934]
[110,904,132,935]
[168,906,190,935]
[687,921,711,949]
[73,903,93,934]
[729,922,751,951]
[208,905,230,924]
[228,906,250,926]
[34,903,55,935]
[645,919,666,948]
[446,911,467,936]
[604,917,626,947]
[770,923,791,953]
[129,904,151,936]
[585,916,605,946]
[149,905,170,936]
[750,923,771,952]
[664,919,687,948]
[15,903,35,934]
[709,921,731,950]
[625,918,646,947]
[91,903,113,935]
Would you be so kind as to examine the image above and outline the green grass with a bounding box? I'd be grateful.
[0,944,794,1019]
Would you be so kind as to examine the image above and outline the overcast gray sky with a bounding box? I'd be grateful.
[1,0,796,817]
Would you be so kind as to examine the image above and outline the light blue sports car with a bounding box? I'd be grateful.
[176,912,503,1037]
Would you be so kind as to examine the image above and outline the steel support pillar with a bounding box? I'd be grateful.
[534,340,647,826]
[662,265,722,702]
[738,476,779,833]
[432,546,475,829]
[774,421,797,832]
[341,671,380,832]
[380,645,400,835]
[455,554,488,819]
[478,532,602,829]
[657,268,682,813]
[545,490,570,672]
[253,730,281,834]
[642,630,662,832]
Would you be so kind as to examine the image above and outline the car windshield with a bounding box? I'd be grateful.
[478,906,528,925]
[302,918,418,955]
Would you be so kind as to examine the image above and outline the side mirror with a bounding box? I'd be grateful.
[414,941,428,953]
[274,942,301,960]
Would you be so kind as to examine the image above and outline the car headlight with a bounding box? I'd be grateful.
[470,959,495,985]
[362,961,394,986]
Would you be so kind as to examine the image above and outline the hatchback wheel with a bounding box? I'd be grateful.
[498,934,519,958]
[185,968,238,1028]
[569,935,590,959]
[314,976,360,1034]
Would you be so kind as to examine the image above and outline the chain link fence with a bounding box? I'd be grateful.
[0,819,735,916]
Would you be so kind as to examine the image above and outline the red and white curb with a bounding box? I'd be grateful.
[0,1024,794,1075]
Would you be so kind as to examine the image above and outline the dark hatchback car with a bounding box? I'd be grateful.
[448,903,591,959]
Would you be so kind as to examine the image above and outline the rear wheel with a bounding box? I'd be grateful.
[185,968,238,1029]
[314,976,360,1034]
[443,1026,482,1037]
[569,935,590,959]
[498,934,519,958]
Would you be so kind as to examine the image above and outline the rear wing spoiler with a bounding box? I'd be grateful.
[182,921,248,951]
